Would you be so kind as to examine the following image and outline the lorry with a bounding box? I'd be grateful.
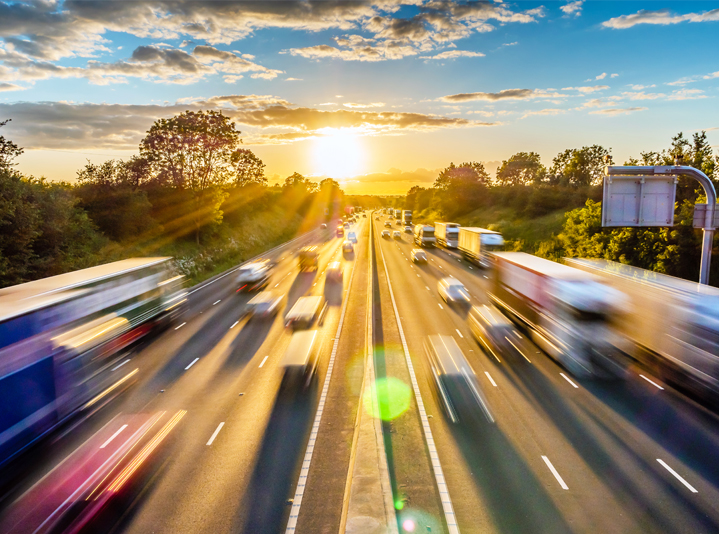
[458,227,504,268]
[414,225,436,247]
[435,222,460,249]
[402,210,413,226]
[566,258,719,401]
[298,246,319,271]
[490,252,625,377]
[394,209,401,220]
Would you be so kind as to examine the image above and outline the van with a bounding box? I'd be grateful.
[414,225,436,247]
[280,330,319,390]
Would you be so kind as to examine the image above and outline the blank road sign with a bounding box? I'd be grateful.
[602,175,676,227]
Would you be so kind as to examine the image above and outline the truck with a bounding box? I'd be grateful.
[458,227,504,268]
[566,258,719,401]
[490,252,625,377]
[435,222,460,249]
[394,209,401,220]
[414,225,436,247]
[298,246,319,271]
[402,210,413,226]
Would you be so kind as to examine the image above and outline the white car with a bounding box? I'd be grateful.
[347,231,357,243]
[438,278,470,305]
[343,240,354,253]
[382,230,391,238]
[245,292,283,318]
[404,225,412,233]
[392,231,401,239]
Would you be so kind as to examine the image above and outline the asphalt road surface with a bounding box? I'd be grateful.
[4,212,719,534]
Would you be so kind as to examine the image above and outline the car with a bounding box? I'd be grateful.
[344,222,350,229]
[347,231,357,243]
[336,226,344,237]
[320,223,327,229]
[425,335,492,423]
[236,259,273,292]
[343,240,354,253]
[245,291,283,318]
[392,231,401,239]
[326,261,343,282]
[382,230,391,238]
[411,249,427,263]
[375,216,380,220]
[404,225,412,233]
[438,277,470,305]
[363,214,367,218]
[384,221,392,228]
[467,304,517,360]
[285,295,324,329]
[395,220,402,225]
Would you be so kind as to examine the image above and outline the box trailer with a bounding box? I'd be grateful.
[435,222,460,249]
[458,227,504,267]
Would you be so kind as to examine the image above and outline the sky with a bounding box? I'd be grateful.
[0,1,718,195]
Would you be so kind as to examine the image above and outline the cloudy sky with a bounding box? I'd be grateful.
[1,1,718,194]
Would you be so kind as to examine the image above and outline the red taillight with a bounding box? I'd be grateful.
[237,284,247,293]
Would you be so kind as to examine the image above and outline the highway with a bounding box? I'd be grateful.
[4,211,719,533]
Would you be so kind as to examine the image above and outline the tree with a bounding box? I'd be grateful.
[550,145,612,187]
[140,110,240,244]
[495,152,546,186]
[283,172,319,194]
[433,162,489,217]
[0,119,23,169]
[231,148,267,187]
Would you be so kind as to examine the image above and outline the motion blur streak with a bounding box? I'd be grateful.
[106,410,186,494]
[83,368,139,410]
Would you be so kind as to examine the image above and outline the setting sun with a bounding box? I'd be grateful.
[312,130,365,179]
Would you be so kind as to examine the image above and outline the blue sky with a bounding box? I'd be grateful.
[0,1,717,193]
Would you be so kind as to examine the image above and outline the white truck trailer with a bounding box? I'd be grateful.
[458,227,504,268]
[490,252,625,377]
[566,258,719,400]
[435,222,460,249]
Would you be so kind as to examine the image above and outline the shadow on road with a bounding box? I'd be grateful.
[235,381,318,534]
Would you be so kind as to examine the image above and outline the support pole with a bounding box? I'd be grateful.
[607,165,717,285]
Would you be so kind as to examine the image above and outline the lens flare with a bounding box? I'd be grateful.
[363,376,411,421]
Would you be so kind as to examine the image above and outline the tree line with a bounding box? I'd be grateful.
[401,131,719,283]
[0,111,348,287]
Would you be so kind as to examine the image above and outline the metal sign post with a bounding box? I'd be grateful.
[603,164,717,285]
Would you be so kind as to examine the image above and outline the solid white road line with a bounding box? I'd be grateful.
[100,425,128,449]
[455,329,463,338]
[230,320,239,329]
[286,228,360,534]
[507,337,531,363]
[376,224,460,534]
[438,303,444,309]
[259,356,269,368]
[425,286,430,290]
[560,373,579,389]
[542,456,569,490]
[206,422,225,446]
[213,299,221,305]
[485,372,497,387]
[640,374,665,390]
[112,359,130,371]
[657,459,698,493]
[185,358,199,370]
[174,322,186,330]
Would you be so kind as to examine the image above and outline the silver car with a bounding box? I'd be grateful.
[438,277,470,305]
[425,335,493,423]
[411,249,427,263]
[245,292,283,318]
[392,231,401,239]
[468,304,517,360]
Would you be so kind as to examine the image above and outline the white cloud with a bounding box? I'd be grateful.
[603,8,719,29]
[595,72,607,80]
[561,1,584,17]
[285,77,302,81]
[0,82,25,92]
[628,84,655,90]
[521,108,567,119]
[421,50,485,60]
[622,91,665,100]
[590,107,647,116]
[667,88,707,100]
[562,85,610,93]
[343,102,385,108]
[610,73,619,78]
[440,88,567,103]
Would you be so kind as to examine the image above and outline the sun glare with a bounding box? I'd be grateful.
[312,130,365,179]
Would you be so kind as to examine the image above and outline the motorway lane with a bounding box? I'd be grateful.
[0,224,361,533]
[373,214,719,533]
